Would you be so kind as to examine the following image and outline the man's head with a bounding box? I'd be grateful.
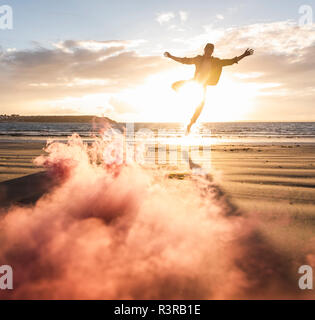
[204,43,214,56]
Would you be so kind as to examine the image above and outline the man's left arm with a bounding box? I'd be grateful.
[220,48,254,67]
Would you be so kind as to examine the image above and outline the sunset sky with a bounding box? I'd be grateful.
[1,0,315,122]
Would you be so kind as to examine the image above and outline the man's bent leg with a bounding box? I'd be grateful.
[172,80,189,91]
[186,100,205,134]
[186,87,207,134]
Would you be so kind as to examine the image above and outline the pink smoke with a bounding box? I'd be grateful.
[0,133,314,299]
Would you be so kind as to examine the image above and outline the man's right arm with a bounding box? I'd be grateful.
[164,52,196,65]
[220,48,254,67]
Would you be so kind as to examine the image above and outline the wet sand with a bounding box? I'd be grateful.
[0,141,46,182]
[1,142,315,209]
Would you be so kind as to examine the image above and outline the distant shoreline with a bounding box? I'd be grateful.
[1,116,315,124]
[0,115,118,124]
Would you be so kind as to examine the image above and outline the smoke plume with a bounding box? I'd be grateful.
[0,133,313,299]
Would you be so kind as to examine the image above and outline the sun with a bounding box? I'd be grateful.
[202,77,258,122]
[113,67,200,123]
[118,68,258,123]
[46,67,259,123]
[175,81,205,119]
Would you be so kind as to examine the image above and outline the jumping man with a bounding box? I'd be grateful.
[164,43,254,133]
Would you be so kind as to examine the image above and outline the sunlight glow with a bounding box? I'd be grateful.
[116,69,261,122]
[43,67,264,122]
[176,81,205,123]
[202,77,259,122]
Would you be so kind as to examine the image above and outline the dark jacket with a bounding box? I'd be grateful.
[177,55,238,86]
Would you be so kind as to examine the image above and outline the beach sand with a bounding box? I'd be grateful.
[0,140,314,299]
[1,142,315,251]
[210,144,315,257]
[0,141,46,183]
[1,142,315,208]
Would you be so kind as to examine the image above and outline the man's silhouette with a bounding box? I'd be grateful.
[164,43,254,133]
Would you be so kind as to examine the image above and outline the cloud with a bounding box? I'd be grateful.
[53,39,145,52]
[216,14,224,20]
[170,20,315,120]
[223,21,315,55]
[1,20,315,120]
[156,12,175,25]
[173,20,315,54]
[179,11,188,22]
[168,24,185,32]
[109,96,139,114]
[0,40,170,115]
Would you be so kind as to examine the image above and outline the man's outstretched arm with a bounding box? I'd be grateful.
[221,48,254,67]
[164,52,196,65]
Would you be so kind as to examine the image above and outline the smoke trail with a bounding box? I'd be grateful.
[0,134,313,299]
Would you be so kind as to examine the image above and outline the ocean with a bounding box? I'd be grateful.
[1,122,315,144]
